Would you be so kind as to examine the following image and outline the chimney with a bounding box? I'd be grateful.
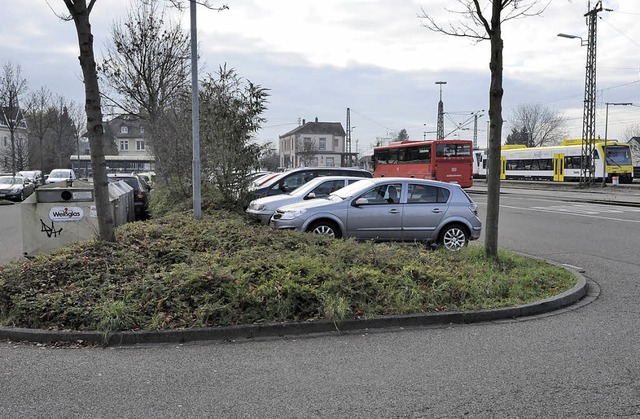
[302,119,305,125]
[315,117,318,123]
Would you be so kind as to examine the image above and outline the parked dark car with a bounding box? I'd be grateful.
[249,167,373,198]
[0,175,36,202]
[107,173,151,220]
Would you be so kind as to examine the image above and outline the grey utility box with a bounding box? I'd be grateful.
[21,180,134,257]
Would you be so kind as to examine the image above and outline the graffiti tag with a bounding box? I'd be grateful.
[40,219,63,238]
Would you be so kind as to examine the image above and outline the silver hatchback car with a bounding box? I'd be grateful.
[270,178,482,251]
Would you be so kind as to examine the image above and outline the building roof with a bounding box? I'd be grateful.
[105,114,145,139]
[0,107,27,129]
[280,120,346,138]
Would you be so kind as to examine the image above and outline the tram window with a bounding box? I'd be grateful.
[537,159,552,170]
[565,156,582,169]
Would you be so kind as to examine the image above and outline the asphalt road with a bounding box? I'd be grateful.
[1,191,640,418]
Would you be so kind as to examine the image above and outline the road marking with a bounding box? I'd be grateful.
[498,204,640,223]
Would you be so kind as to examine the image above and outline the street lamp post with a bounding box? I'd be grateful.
[557,33,587,46]
[602,102,633,187]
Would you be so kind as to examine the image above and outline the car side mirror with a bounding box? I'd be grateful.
[304,192,316,200]
[353,198,369,206]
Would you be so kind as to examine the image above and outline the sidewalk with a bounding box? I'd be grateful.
[468,179,640,207]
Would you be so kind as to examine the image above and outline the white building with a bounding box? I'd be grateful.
[0,107,28,173]
[279,118,356,168]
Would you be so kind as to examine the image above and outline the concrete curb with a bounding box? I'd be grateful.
[0,270,589,346]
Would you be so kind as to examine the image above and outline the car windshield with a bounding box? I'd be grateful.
[49,170,68,177]
[289,178,327,196]
[108,177,139,190]
[328,179,374,200]
[0,176,23,185]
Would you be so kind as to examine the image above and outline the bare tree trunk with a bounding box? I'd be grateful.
[65,0,115,242]
[484,1,504,259]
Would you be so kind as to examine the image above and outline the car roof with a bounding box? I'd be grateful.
[370,177,460,187]
[258,167,371,186]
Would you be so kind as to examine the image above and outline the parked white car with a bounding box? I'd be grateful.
[46,169,77,184]
[246,176,368,224]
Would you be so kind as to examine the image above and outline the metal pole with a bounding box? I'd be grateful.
[602,102,609,187]
[190,0,202,220]
[602,102,633,187]
[435,81,446,140]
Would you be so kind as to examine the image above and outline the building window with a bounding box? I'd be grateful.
[140,126,145,134]
[326,157,335,167]
[120,126,129,134]
[136,140,145,151]
[334,138,339,148]
[3,136,7,147]
[120,140,129,151]
[319,138,326,150]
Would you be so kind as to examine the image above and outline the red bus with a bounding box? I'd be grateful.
[373,139,474,188]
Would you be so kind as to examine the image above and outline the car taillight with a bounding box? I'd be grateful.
[469,203,478,216]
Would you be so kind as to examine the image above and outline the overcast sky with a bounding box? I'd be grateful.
[3,0,639,152]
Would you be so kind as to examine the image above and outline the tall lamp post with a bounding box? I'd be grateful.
[602,102,632,187]
[190,1,202,220]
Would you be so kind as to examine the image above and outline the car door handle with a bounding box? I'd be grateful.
[432,208,442,213]
[389,209,400,214]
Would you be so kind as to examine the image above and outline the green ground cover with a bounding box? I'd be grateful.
[0,211,576,335]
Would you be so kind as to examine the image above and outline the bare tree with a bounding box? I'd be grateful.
[0,62,28,175]
[296,138,320,167]
[259,143,280,171]
[419,0,548,258]
[47,96,79,170]
[621,123,640,142]
[150,96,192,197]
[99,0,191,123]
[99,0,195,196]
[61,0,115,242]
[25,87,55,171]
[66,100,88,176]
[508,103,566,147]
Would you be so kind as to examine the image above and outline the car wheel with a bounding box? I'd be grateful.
[307,220,342,239]
[439,224,468,251]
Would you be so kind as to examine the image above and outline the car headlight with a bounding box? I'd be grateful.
[248,202,266,211]
[279,208,307,220]
[10,188,20,194]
